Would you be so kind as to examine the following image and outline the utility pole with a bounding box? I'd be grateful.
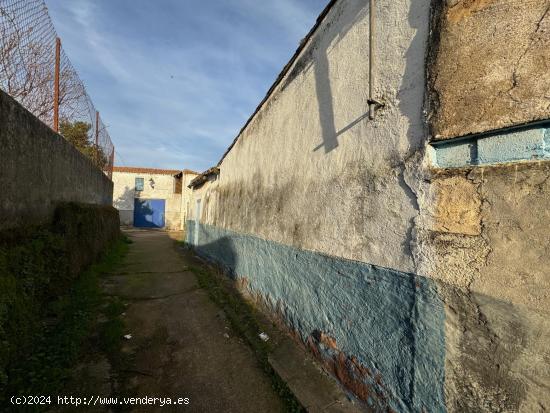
[53,37,61,132]
[368,0,375,120]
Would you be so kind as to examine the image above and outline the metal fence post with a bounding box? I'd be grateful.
[95,110,99,146]
[2,0,120,181]
[53,37,60,131]
[110,150,115,177]
[94,110,100,166]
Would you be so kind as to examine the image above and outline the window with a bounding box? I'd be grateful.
[135,177,144,191]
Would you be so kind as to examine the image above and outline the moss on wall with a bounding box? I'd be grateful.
[0,90,114,232]
[0,203,120,393]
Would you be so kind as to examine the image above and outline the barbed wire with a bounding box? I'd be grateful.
[0,0,114,178]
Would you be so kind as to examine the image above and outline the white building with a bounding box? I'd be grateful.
[112,166,197,230]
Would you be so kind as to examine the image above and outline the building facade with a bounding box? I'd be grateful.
[185,1,550,412]
[112,167,197,230]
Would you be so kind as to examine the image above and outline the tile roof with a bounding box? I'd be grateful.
[113,166,199,175]
[188,167,220,188]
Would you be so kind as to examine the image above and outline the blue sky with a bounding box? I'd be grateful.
[46,0,328,172]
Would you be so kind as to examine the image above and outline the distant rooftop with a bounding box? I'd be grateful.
[188,167,220,188]
[113,166,199,176]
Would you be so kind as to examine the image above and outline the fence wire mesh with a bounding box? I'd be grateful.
[0,0,114,178]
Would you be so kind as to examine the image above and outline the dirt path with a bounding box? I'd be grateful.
[103,229,285,412]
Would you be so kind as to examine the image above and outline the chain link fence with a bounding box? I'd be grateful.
[0,0,114,178]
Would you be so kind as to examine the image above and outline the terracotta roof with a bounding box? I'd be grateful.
[217,0,339,166]
[113,166,193,175]
[188,167,220,189]
[174,169,200,178]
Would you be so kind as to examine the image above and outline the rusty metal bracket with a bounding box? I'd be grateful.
[367,98,384,107]
[368,0,376,119]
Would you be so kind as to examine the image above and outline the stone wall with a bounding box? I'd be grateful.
[0,90,113,230]
[412,162,550,412]
[427,0,550,140]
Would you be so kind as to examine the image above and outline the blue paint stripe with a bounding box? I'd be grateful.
[186,222,446,412]
[431,122,550,168]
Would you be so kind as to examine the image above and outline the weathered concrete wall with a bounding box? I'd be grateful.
[166,195,183,230]
[112,170,185,229]
[185,0,441,408]
[204,0,430,274]
[427,0,550,140]
[185,0,550,410]
[412,161,550,412]
[181,171,198,230]
[0,90,113,231]
[423,6,550,408]
[191,220,446,411]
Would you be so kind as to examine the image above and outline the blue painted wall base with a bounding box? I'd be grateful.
[186,221,446,412]
[431,122,550,168]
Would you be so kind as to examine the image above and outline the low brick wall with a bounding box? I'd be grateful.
[0,90,113,230]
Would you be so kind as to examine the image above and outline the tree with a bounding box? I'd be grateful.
[59,120,108,169]
[0,3,85,126]
[59,120,90,151]
[1,2,112,174]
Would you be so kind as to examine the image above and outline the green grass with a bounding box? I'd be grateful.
[2,236,130,406]
[98,295,127,369]
[188,263,304,412]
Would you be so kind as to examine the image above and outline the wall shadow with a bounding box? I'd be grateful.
[313,111,370,152]
[112,185,134,210]
[194,236,238,279]
[314,50,339,153]
[134,199,162,228]
[294,1,368,154]
[397,0,434,153]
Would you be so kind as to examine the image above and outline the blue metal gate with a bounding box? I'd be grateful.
[133,198,165,228]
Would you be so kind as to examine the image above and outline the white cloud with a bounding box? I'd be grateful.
[45,0,326,171]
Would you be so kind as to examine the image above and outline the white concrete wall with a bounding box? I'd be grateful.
[189,177,218,222]
[181,172,199,230]
[190,0,430,274]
